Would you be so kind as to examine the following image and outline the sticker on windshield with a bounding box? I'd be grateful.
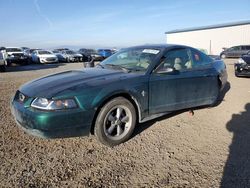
[142,49,160,54]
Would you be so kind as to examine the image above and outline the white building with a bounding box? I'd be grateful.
[165,20,250,55]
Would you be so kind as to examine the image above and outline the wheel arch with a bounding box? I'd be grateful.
[218,75,222,89]
[90,92,141,135]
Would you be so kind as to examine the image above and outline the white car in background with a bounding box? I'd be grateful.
[31,50,58,64]
[0,47,8,72]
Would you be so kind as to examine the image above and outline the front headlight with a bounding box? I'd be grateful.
[31,97,78,110]
[238,58,246,64]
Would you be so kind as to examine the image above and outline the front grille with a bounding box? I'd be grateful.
[13,53,23,57]
[46,58,56,61]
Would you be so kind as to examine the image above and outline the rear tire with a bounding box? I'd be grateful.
[221,54,226,59]
[94,97,136,147]
[0,65,6,72]
[37,58,41,64]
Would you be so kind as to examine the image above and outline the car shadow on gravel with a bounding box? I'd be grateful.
[6,63,67,72]
[221,103,250,188]
[133,82,231,138]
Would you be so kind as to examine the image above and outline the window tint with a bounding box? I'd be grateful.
[157,48,192,72]
[191,49,212,67]
[232,46,240,51]
[242,46,250,50]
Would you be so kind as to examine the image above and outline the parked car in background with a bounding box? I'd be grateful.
[220,45,250,58]
[97,49,112,59]
[235,51,250,77]
[24,48,42,63]
[21,47,30,51]
[78,48,103,62]
[54,50,83,62]
[31,50,58,64]
[6,47,28,65]
[11,44,227,146]
[0,47,7,72]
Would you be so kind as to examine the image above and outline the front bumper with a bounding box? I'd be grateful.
[40,58,58,64]
[7,56,28,62]
[11,97,94,139]
[0,59,5,66]
[235,63,250,77]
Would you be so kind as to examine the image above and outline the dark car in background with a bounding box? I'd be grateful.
[58,50,83,62]
[98,49,112,59]
[235,51,250,77]
[78,48,103,62]
[220,45,250,58]
[11,44,227,146]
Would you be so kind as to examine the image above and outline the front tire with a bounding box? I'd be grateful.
[94,97,136,147]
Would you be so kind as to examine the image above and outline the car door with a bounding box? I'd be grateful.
[149,48,218,115]
[235,46,245,57]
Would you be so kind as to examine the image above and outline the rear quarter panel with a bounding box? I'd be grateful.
[213,60,228,89]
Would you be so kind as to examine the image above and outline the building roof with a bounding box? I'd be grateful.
[165,20,250,34]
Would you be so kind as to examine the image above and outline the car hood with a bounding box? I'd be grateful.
[20,68,140,98]
[7,52,24,55]
[73,53,82,57]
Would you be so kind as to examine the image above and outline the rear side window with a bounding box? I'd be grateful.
[242,46,250,50]
[231,46,240,51]
[191,49,212,67]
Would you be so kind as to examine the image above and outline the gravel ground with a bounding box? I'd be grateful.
[0,59,250,187]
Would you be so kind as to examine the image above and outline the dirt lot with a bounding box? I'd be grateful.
[0,59,250,187]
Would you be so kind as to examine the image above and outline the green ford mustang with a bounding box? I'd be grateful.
[11,44,227,146]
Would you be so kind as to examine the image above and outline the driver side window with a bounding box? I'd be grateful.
[157,48,192,72]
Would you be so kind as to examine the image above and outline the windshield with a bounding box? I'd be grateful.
[38,50,52,55]
[6,48,22,52]
[100,48,160,72]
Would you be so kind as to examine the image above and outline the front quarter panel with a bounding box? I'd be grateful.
[81,74,149,121]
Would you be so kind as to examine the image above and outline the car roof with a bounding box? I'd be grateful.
[121,44,190,50]
[6,47,22,49]
[36,50,50,52]
[98,49,112,50]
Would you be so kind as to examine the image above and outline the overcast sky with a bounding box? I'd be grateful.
[0,0,250,49]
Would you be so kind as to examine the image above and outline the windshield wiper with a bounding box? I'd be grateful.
[105,64,131,73]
